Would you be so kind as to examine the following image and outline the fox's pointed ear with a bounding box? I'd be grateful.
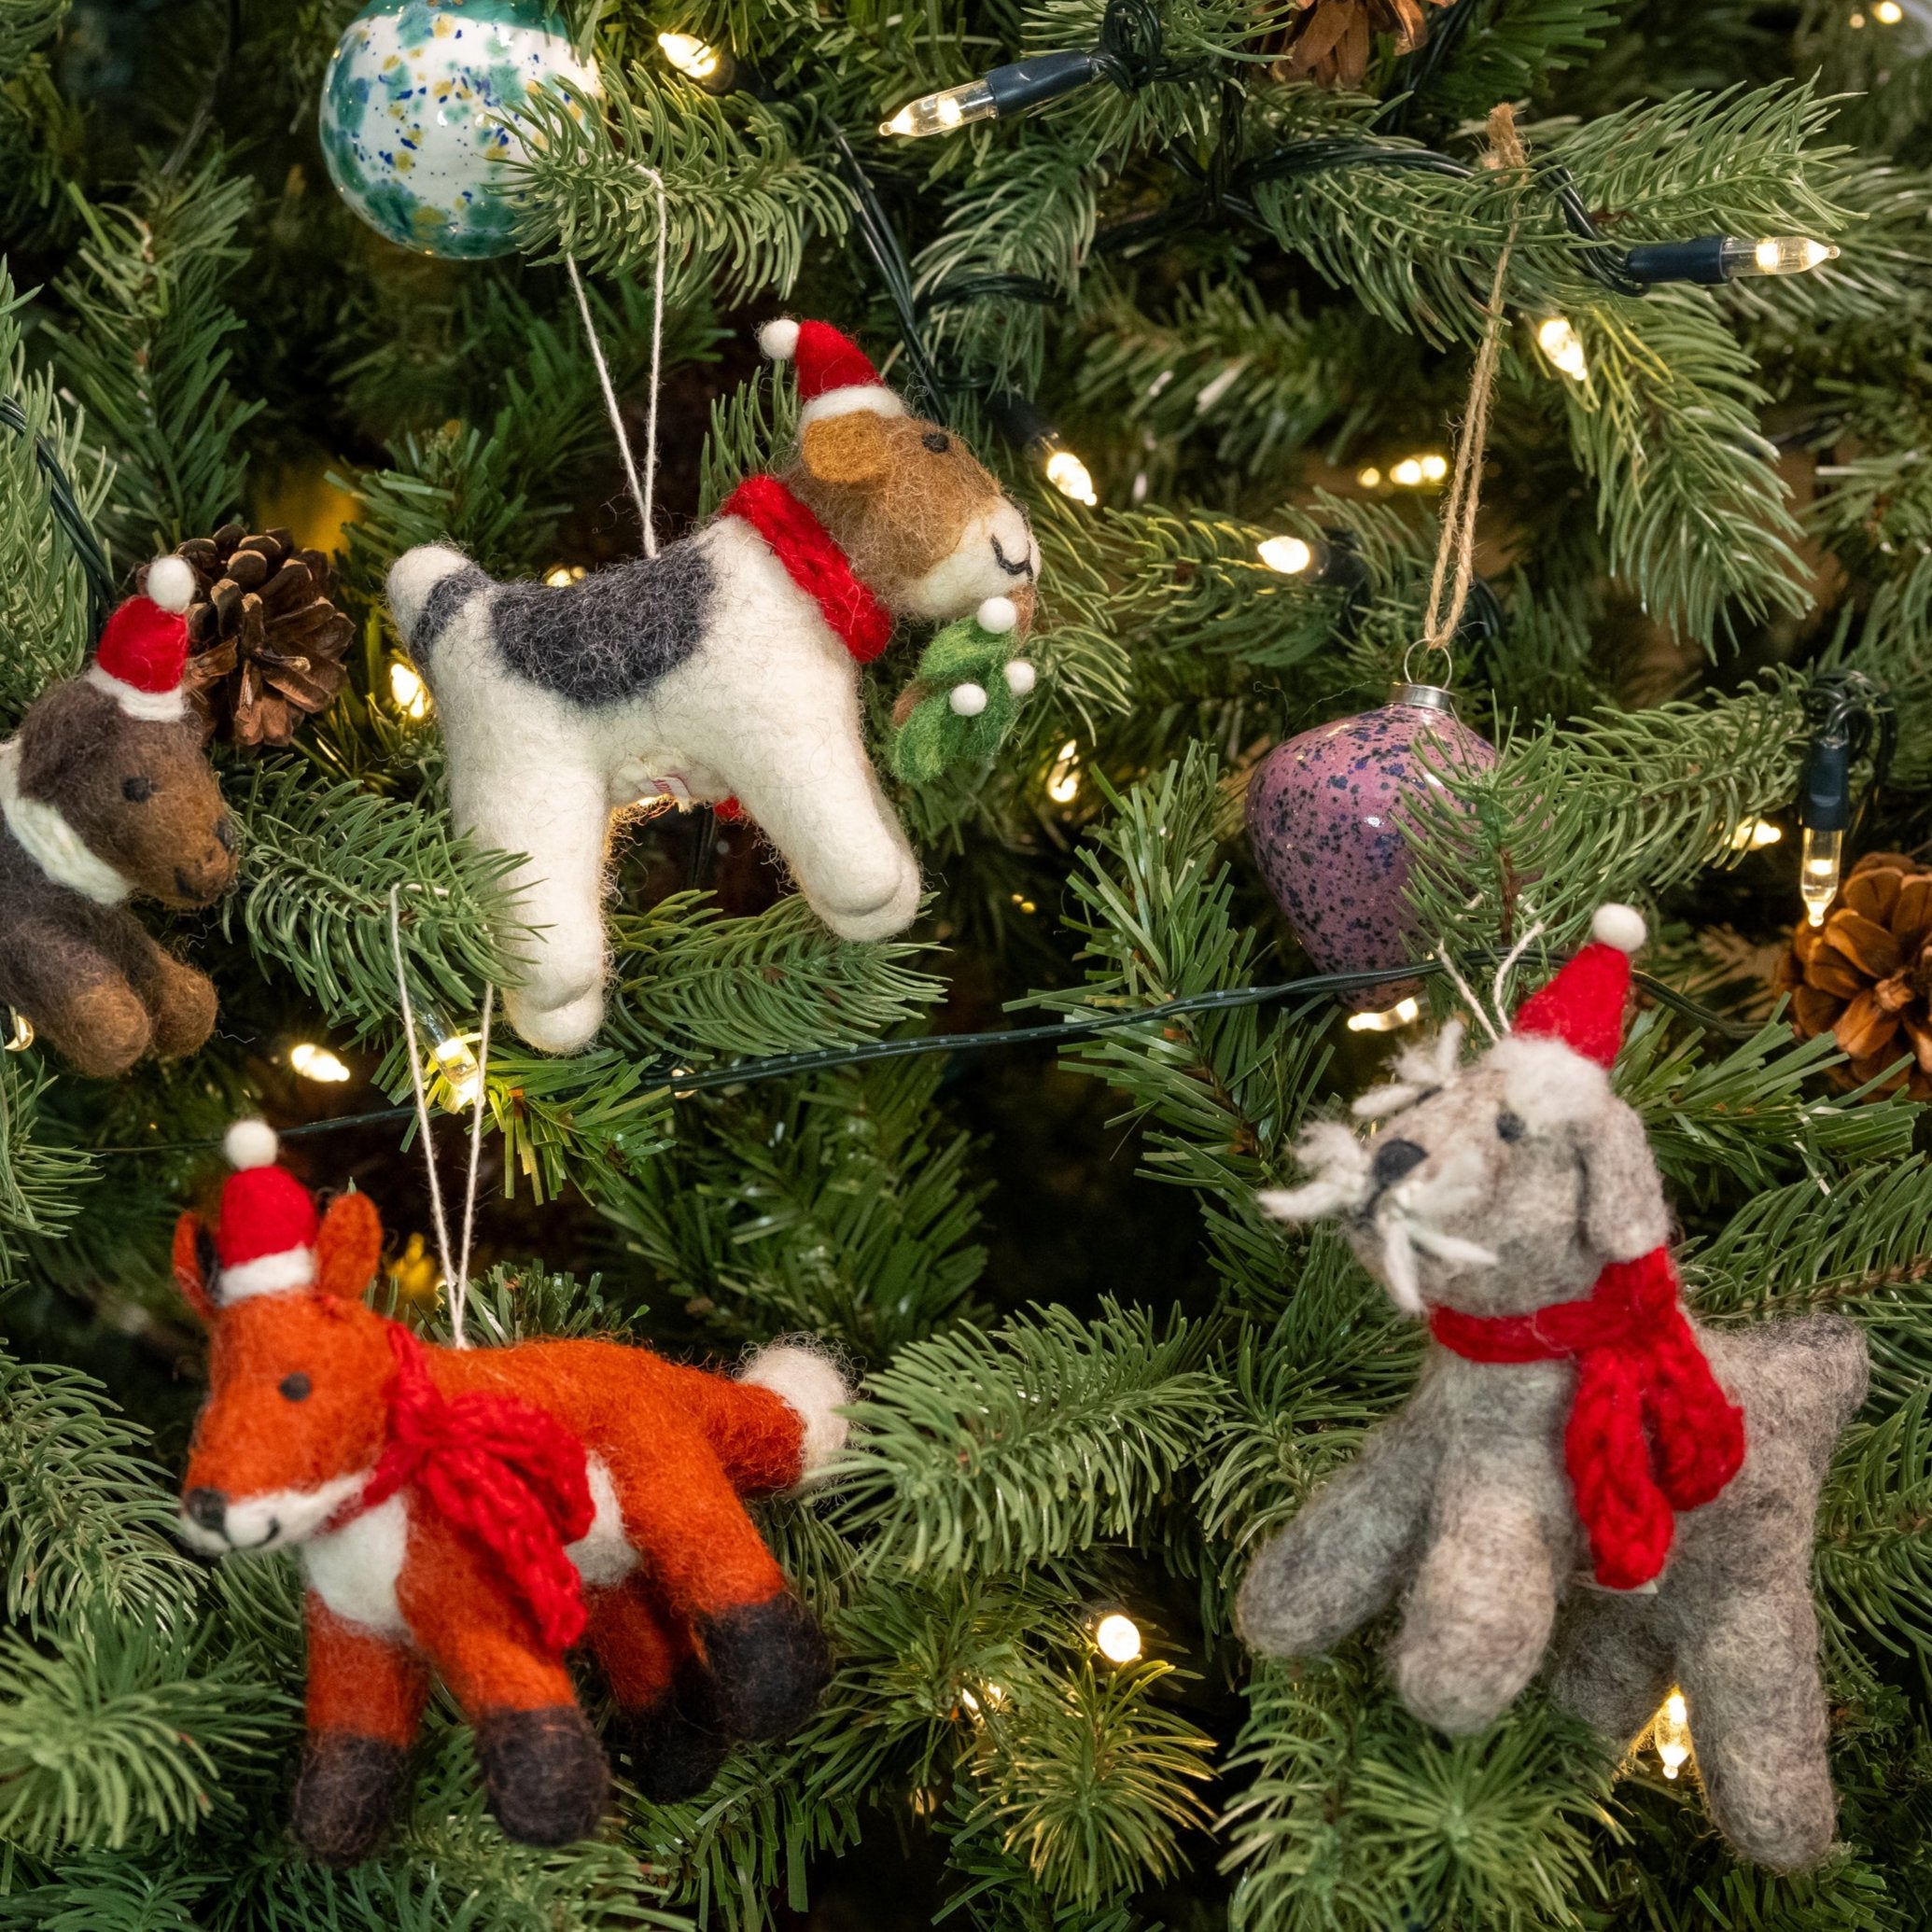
[315,1191,383,1303]
[173,1212,219,1324]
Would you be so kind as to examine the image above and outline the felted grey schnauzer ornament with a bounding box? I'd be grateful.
[1238,906,1867,1870]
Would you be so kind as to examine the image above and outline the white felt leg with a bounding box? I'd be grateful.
[457,764,612,1054]
[726,747,920,942]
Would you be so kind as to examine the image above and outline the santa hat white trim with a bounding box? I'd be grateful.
[217,1245,317,1303]
[797,385,906,427]
[0,738,131,905]
[85,665,188,721]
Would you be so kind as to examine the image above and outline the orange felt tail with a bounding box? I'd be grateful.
[681,1368,807,1494]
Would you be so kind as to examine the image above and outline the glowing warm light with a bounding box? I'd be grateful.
[1536,315,1589,381]
[1419,453,1449,483]
[1875,1,1903,21]
[1046,739,1082,805]
[1391,457,1424,487]
[543,564,587,587]
[390,660,430,721]
[1801,826,1844,930]
[1045,447,1098,506]
[1258,535,1314,575]
[1727,236,1839,277]
[880,78,997,137]
[4,1009,32,1052]
[1094,1613,1142,1664]
[1347,997,1421,1034]
[1356,466,1382,488]
[1729,817,1785,852]
[909,1785,939,1816]
[432,1030,483,1110]
[658,32,722,79]
[1654,1688,1692,1780]
[289,1042,352,1084]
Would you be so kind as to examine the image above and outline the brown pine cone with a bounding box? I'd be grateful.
[167,525,355,750]
[1258,0,1453,90]
[1773,851,1932,1099]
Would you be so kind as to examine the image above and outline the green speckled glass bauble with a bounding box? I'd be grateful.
[318,0,598,259]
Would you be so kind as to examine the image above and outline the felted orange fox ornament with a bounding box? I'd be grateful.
[174,1122,849,1865]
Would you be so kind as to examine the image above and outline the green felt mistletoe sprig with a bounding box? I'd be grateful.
[888,595,1039,785]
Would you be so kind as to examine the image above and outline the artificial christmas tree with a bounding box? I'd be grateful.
[8,0,1932,1927]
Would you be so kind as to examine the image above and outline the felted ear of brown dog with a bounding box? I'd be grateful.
[15,679,237,907]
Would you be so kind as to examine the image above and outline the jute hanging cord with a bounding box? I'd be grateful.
[1418,104,1529,667]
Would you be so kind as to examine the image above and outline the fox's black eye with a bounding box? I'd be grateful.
[122,776,154,803]
[279,1373,312,1401]
[922,431,951,454]
[1496,1111,1526,1142]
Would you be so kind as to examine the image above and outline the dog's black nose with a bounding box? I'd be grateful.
[1371,1138,1427,1187]
[184,1487,228,1533]
[214,814,237,853]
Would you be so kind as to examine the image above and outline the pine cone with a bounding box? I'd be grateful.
[168,525,355,749]
[1773,851,1932,1099]
[1258,0,1453,90]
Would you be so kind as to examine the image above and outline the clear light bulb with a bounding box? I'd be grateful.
[658,32,723,80]
[4,1009,32,1052]
[1729,817,1785,851]
[1419,453,1449,483]
[1391,457,1424,487]
[1722,236,1840,278]
[1536,315,1589,381]
[390,660,430,721]
[1801,825,1844,928]
[1258,535,1313,575]
[1875,1,1904,21]
[1654,1688,1692,1780]
[879,78,997,137]
[1346,997,1421,1034]
[289,1043,353,1084]
[423,1016,483,1111]
[1046,739,1081,804]
[1044,445,1098,506]
[1356,465,1382,488]
[1094,1613,1142,1664]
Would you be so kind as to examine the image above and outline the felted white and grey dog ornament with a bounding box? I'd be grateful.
[387,319,1041,1053]
[1239,906,1868,1870]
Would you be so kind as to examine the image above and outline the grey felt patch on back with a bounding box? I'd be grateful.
[413,566,491,657]
[488,542,716,707]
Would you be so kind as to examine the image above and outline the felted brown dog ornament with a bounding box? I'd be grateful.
[0,559,237,1076]
[175,1123,850,1865]
[386,318,1041,1054]
[1238,907,1867,1870]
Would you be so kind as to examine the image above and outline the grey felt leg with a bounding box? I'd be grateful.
[1236,1410,1441,1659]
[1674,1585,1836,1870]
[1547,1588,1676,1743]
[1393,1452,1567,1735]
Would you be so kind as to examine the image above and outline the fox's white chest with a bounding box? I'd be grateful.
[300,1454,636,1637]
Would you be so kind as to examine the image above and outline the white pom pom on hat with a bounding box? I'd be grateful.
[145,554,197,614]
[759,318,802,361]
[224,1118,280,1170]
[1591,903,1647,954]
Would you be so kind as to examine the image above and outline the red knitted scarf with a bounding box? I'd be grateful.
[721,473,893,664]
[1428,1247,1745,1590]
[355,1324,594,1653]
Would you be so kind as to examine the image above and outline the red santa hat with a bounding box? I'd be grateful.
[1513,904,1647,1067]
[211,1120,318,1303]
[88,556,194,721]
[759,317,905,427]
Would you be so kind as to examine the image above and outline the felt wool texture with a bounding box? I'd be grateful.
[0,674,234,1077]
[386,316,1039,1054]
[173,1155,848,1863]
[1238,912,1867,1868]
[888,602,1038,785]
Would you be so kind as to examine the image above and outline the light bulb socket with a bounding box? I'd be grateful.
[1621,236,1730,286]
[1798,733,1852,833]
[987,389,1057,454]
[983,49,1105,116]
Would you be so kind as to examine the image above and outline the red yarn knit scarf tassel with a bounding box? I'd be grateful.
[1428,1248,1745,1590]
[359,1324,595,1653]
[721,473,894,664]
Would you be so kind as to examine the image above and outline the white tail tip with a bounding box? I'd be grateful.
[146,555,196,614]
[759,318,800,361]
[740,1341,851,1484]
[1592,903,1646,954]
[224,1118,279,1170]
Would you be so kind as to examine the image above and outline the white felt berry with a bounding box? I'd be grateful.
[225,1118,279,1170]
[949,682,988,717]
[759,318,801,361]
[146,554,196,614]
[976,595,1018,635]
[1004,660,1036,696]
[1592,903,1646,954]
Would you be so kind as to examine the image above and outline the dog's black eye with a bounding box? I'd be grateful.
[1496,1111,1527,1142]
[279,1373,312,1402]
[922,431,951,454]
[122,775,154,803]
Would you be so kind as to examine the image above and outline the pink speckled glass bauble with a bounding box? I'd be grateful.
[1246,683,1496,1007]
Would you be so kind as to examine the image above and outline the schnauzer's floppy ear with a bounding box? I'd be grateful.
[1574,1097,1669,1262]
